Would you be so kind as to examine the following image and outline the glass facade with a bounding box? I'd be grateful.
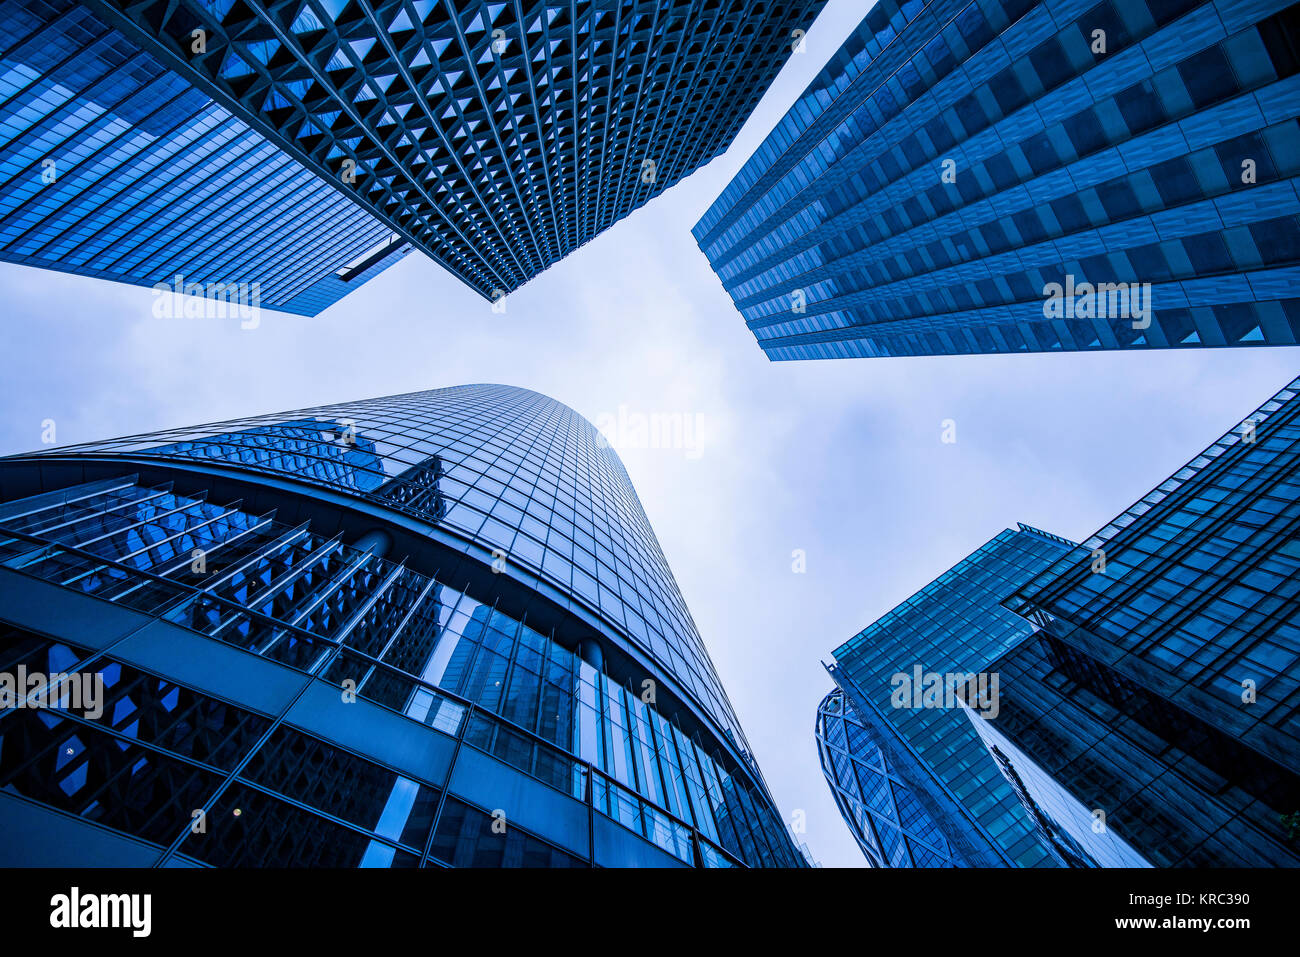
[0,0,411,316]
[969,374,1300,866]
[825,523,1078,867]
[694,0,1300,360]
[816,688,972,867]
[962,699,1152,867]
[0,385,804,867]
[80,0,828,300]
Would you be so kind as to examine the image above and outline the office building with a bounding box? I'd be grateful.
[695,0,1300,359]
[824,523,1077,866]
[0,384,805,867]
[0,0,827,312]
[967,374,1300,866]
[0,0,413,315]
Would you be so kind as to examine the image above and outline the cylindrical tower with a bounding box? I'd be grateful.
[0,384,802,867]
[816,687,974,868]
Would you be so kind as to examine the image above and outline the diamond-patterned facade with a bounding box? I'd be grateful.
[85,0,827,298]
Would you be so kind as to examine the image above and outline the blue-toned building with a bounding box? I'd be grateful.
[0,0,412,316]
[816,687,974,866]
[824,523,1079,867]
[695,0,1300,360]
[0,0,826,311]
[0,385,806,867]
[966,374,1300,867]
[962,699,1151,867]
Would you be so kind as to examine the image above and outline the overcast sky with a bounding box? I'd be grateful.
[2,0,1298,867]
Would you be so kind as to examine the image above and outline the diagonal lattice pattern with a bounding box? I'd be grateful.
[815,688,965,868]
[85,0,827,298]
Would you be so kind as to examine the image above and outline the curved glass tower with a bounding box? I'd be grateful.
[0,384,802,867]
[815,688,966,868]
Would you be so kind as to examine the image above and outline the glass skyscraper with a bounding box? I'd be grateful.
[965,374,1300,867]
[0,0,413,316]
[2,0,827,310]
[816,687,976,866]
[0,384,806,867]
[823,523,1079,867]
[694,0,1300,360]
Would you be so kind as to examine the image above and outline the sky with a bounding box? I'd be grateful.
[1,0,1298,868]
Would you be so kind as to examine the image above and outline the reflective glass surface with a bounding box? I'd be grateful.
[0,0,408,315]
[828,524,1077,867]
[695,0,1300,359]
[0,385,804,866]
[36,385,748,751]
[983,374,1300,865]
[816,688,967,867]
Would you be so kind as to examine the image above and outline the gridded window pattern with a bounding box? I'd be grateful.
[991,374,1300,864]
[815,689,965,867]
[830,524,1078,867]
[974,630,1300,865]
[0,625,588,866]
[0,0,409,315]
[1008,375,1300,749]
[965,705,1152,867]
[83,0,828,298]
[0,476,803,866]
[694,0,1300,359]
[31,385,748,757]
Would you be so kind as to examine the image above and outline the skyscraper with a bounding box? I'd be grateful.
[964,374,1300,867]
[0,0,827,311]
[694,0,1300,360]
[0,384,805,867]
[0,0,413,316]
[823,523,1078,867]
[816,687,974,867]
